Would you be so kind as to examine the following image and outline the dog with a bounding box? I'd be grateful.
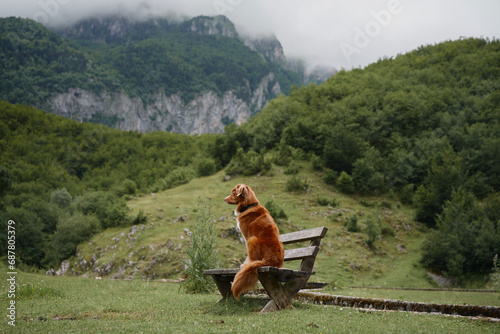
[224,184,284,299]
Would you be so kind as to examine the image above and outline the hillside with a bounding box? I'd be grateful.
[0,15,326,134]
[1,37,499,287]
[62,162,431,288]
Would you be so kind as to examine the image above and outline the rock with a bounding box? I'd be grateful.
[56,260,70,276]
[48,73,280,134]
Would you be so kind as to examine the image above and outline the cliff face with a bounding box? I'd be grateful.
[48,73,281,134]
[40,14,327,134]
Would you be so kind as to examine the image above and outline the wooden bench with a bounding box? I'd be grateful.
[204,226,328,313]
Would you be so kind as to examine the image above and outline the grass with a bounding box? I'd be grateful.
[69,160,435,288]
[1,270,499,333]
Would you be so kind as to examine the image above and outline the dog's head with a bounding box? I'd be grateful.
[224,184,259,208]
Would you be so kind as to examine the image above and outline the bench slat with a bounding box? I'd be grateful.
[204,268,239,275]
[284,246,319,262]
[258,266,308,278]
[204,267,307,279]
[279,226,328,244]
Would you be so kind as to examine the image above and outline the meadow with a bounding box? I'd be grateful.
[71,162,433,288]
[1,269,499,333]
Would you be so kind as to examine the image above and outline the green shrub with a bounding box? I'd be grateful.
[181,201,219,294]
[286,176,309,192]
[45,213,100,266]
[311,155,323,171]
[74,191,129,228]
[196,157,217,177]
[284,163,300,175]
[316,196,338,207]
[364,215,381,248]
[323,168,338,186]
[226,148,271,176]
[50,188,73,209]
[272,142,293,166]
[337,171,355,194]
[165,167,196,189]
[345,214,361,233]
[491,254,500,292]
[399,184,415,205]
[264,199,288,220]
[131,210,148,225]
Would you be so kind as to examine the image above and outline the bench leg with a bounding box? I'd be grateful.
[209,275,234,301]
[258,273,292,312]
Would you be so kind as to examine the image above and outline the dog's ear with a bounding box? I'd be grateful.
[236,184,248,198]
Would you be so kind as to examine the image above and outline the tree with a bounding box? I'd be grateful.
[414,150,464,227]
[337,171,355,194]
[45,213,100,267]
[421,187,500,282]
[50,188,73,209]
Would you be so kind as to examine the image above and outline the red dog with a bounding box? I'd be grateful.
[224,184,284,299]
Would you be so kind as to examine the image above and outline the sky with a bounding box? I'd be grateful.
[1,0,499,70]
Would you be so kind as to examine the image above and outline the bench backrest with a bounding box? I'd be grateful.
[279,226,328,275]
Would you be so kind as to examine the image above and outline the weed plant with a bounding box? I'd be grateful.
[181,200,219,294]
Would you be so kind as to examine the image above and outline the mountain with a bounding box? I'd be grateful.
[0,15,332,134]
[1,38,499,284]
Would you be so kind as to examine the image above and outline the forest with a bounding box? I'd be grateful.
[1,37,499,284]
[0,16,302,107]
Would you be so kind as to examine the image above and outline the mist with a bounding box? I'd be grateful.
[1,0,499,69]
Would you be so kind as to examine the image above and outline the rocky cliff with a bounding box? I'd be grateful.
[0,15,331,134]
[44,15,294,134]
[49,73,281,134]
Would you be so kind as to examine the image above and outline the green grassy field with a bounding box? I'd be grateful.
[69,161,438,289]
[1,270,499,333]
[6,160,498,332]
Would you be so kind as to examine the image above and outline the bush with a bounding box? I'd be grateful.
[50,188,72,209]
[421,187,500,281]
[165,167,196,189]
[337,171,355,194]
[323,168,338,186]
[226,148,271,176]
[196,157,217,177]
[352,159,381,195]
[491,254,500,292]
[272,142,293,166]
[311,155,323,171]
[181,201,219,294]
[316,196,338,207]
[364,215,381,248]
[284,163,300,175]
[74,191,129,228]
[45,213,100,266]
[345,214,361,233]
[399,184,415,205]
[264,199,288,220]
[286,176,309,192]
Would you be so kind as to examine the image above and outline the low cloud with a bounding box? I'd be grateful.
[1,0,499,69]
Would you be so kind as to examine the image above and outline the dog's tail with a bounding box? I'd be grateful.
[231,260,265,299]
